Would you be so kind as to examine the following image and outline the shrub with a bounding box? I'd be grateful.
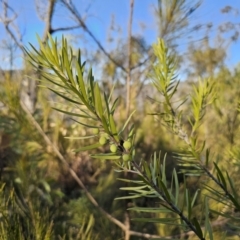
[24,35,240,239]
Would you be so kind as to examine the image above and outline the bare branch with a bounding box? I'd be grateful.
[0,0,23,50]
[126,0,134,117]
[62,0,127,73]
[42,0,55,41]
[51,25,81,33]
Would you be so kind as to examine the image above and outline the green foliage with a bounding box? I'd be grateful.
[22,35,240,239]
[0,184,53,240]
[25,34,136,166]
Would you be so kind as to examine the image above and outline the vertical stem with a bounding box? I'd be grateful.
[126,0,134,117]
[30,0,55,112]
[124,212,130,240]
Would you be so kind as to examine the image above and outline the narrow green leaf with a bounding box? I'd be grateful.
[117,178,145,184]
[185,189,191,219]
[52,107,89,118]
[108,83,115,102]
[159,180,171,202]
[143,161,151,179]
[226,171,239,201]
[51,66,70,86]
[205,148,210,167]
[48,88,80,104]
[109,114,119,141]
[173,169,179,205]
[131,217,181,225]
[91,154,121,160]
[65,135,96,140]
[94,83,103,117]
[101,115,111,134]
[115,195,146,200]
[110,97,119,114]
[75,58,88,101]
[210,208,236,220]
[128,207,172,213]
[119,110,136,134]
[41,72,69,90]
[161,154,167,184]
[120,185,147,191]
[228,193,240,210]
[63,47,75,86]
[204,197,213,240]
[213,162,227,188]
[49,35,59,63]
[72,119,98,129]
[88,68,95,104]
[104,92,110,117]
[192,217,203,239]
[74,143,101,152]
[191,189,200,208]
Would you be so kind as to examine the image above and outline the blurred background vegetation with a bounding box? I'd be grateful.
[0,0,240,239]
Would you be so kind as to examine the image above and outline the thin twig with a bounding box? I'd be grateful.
[51,25,81,33]
[0,0,23,50]
[62,0,127,73]
[42,0,55,41]
[126,0,134,117]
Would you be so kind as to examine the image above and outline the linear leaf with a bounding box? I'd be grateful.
[159,180,171,202]
[128,207,172,213]
[102,115,111,134]
[47,89,80,105]
[104,92,110,117]
[74,143,101,152]
[110,97,119,114]
[226,171,239,203]
[192,217,203,239]
[119,110,136,134]
[91,154,121,160]
[213,162,227,188]
[94,83,103,117]
[75,59,87,101]
[173,169,179,205]
[109,114,119,141]
[52,108,89,118]
[65,135,96,140]
[72,119,98,129]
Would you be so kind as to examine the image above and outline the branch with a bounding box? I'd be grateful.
[20,100,126,231]
[126,0,134,117]
[20,100,167,239]
[131,161,200,237]
[42,0,55,41]
[51,25,81,33]
[62,0,127,73]
[0,0,24,51]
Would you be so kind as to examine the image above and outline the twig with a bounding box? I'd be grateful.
[124,212,130,240]
[62,0,127,73]
[126,0,134,117]
[42,0,55,41]
[0,0,23,50]
[51,25,81,33]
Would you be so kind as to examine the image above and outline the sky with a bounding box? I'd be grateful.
[0,0,239,70]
